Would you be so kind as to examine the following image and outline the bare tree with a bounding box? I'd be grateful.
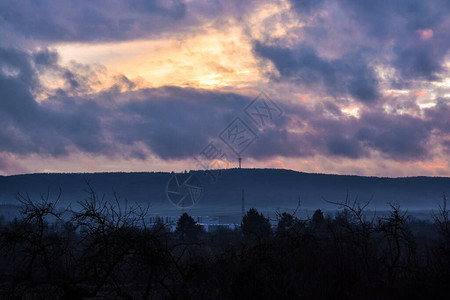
[432,193,450,241]
[325,192,376,272]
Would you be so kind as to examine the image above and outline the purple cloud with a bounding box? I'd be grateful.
[0,0,187,42]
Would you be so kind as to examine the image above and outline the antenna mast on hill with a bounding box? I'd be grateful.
[241,189,245,218]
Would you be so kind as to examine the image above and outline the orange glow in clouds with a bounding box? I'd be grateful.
[54,26,262,90]
[416,161,448,171]
[53,0,302,91]
[417,29,433,41]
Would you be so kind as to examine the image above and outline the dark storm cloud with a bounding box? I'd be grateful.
[110,87,250,159]
[0,47,106,156]
[0,47,37,87]
[0,0,187,42]
[252,0,450,106]
[307,117,367,159]
[325,135,363,159]
[253,42,380,103]
[308,108,437,161]
[338,0,449,39]
[444,140,450,155]
[348,0,450,81]
[32,48,59,69]
[288,0,450,82]
[424,99,450,135]
[240,100,441,161]
[355,112,432,160]
[290,0,324,14]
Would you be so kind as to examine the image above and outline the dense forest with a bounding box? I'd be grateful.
[1,169,449,211]
[1,183,450,299]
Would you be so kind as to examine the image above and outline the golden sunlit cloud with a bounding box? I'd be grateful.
[54,26,261,90]
[52,0,302,92]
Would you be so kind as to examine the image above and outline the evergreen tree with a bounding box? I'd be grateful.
[176,212,204,239]
[311,209,325,228]
[276,212,304,237]
[241,208,272,240]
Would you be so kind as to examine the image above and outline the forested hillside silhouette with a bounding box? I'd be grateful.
[0,169,449,211]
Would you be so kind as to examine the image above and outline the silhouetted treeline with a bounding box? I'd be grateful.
[1,187,450,299]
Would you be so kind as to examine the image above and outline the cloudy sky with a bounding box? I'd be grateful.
[0,0,449,177]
